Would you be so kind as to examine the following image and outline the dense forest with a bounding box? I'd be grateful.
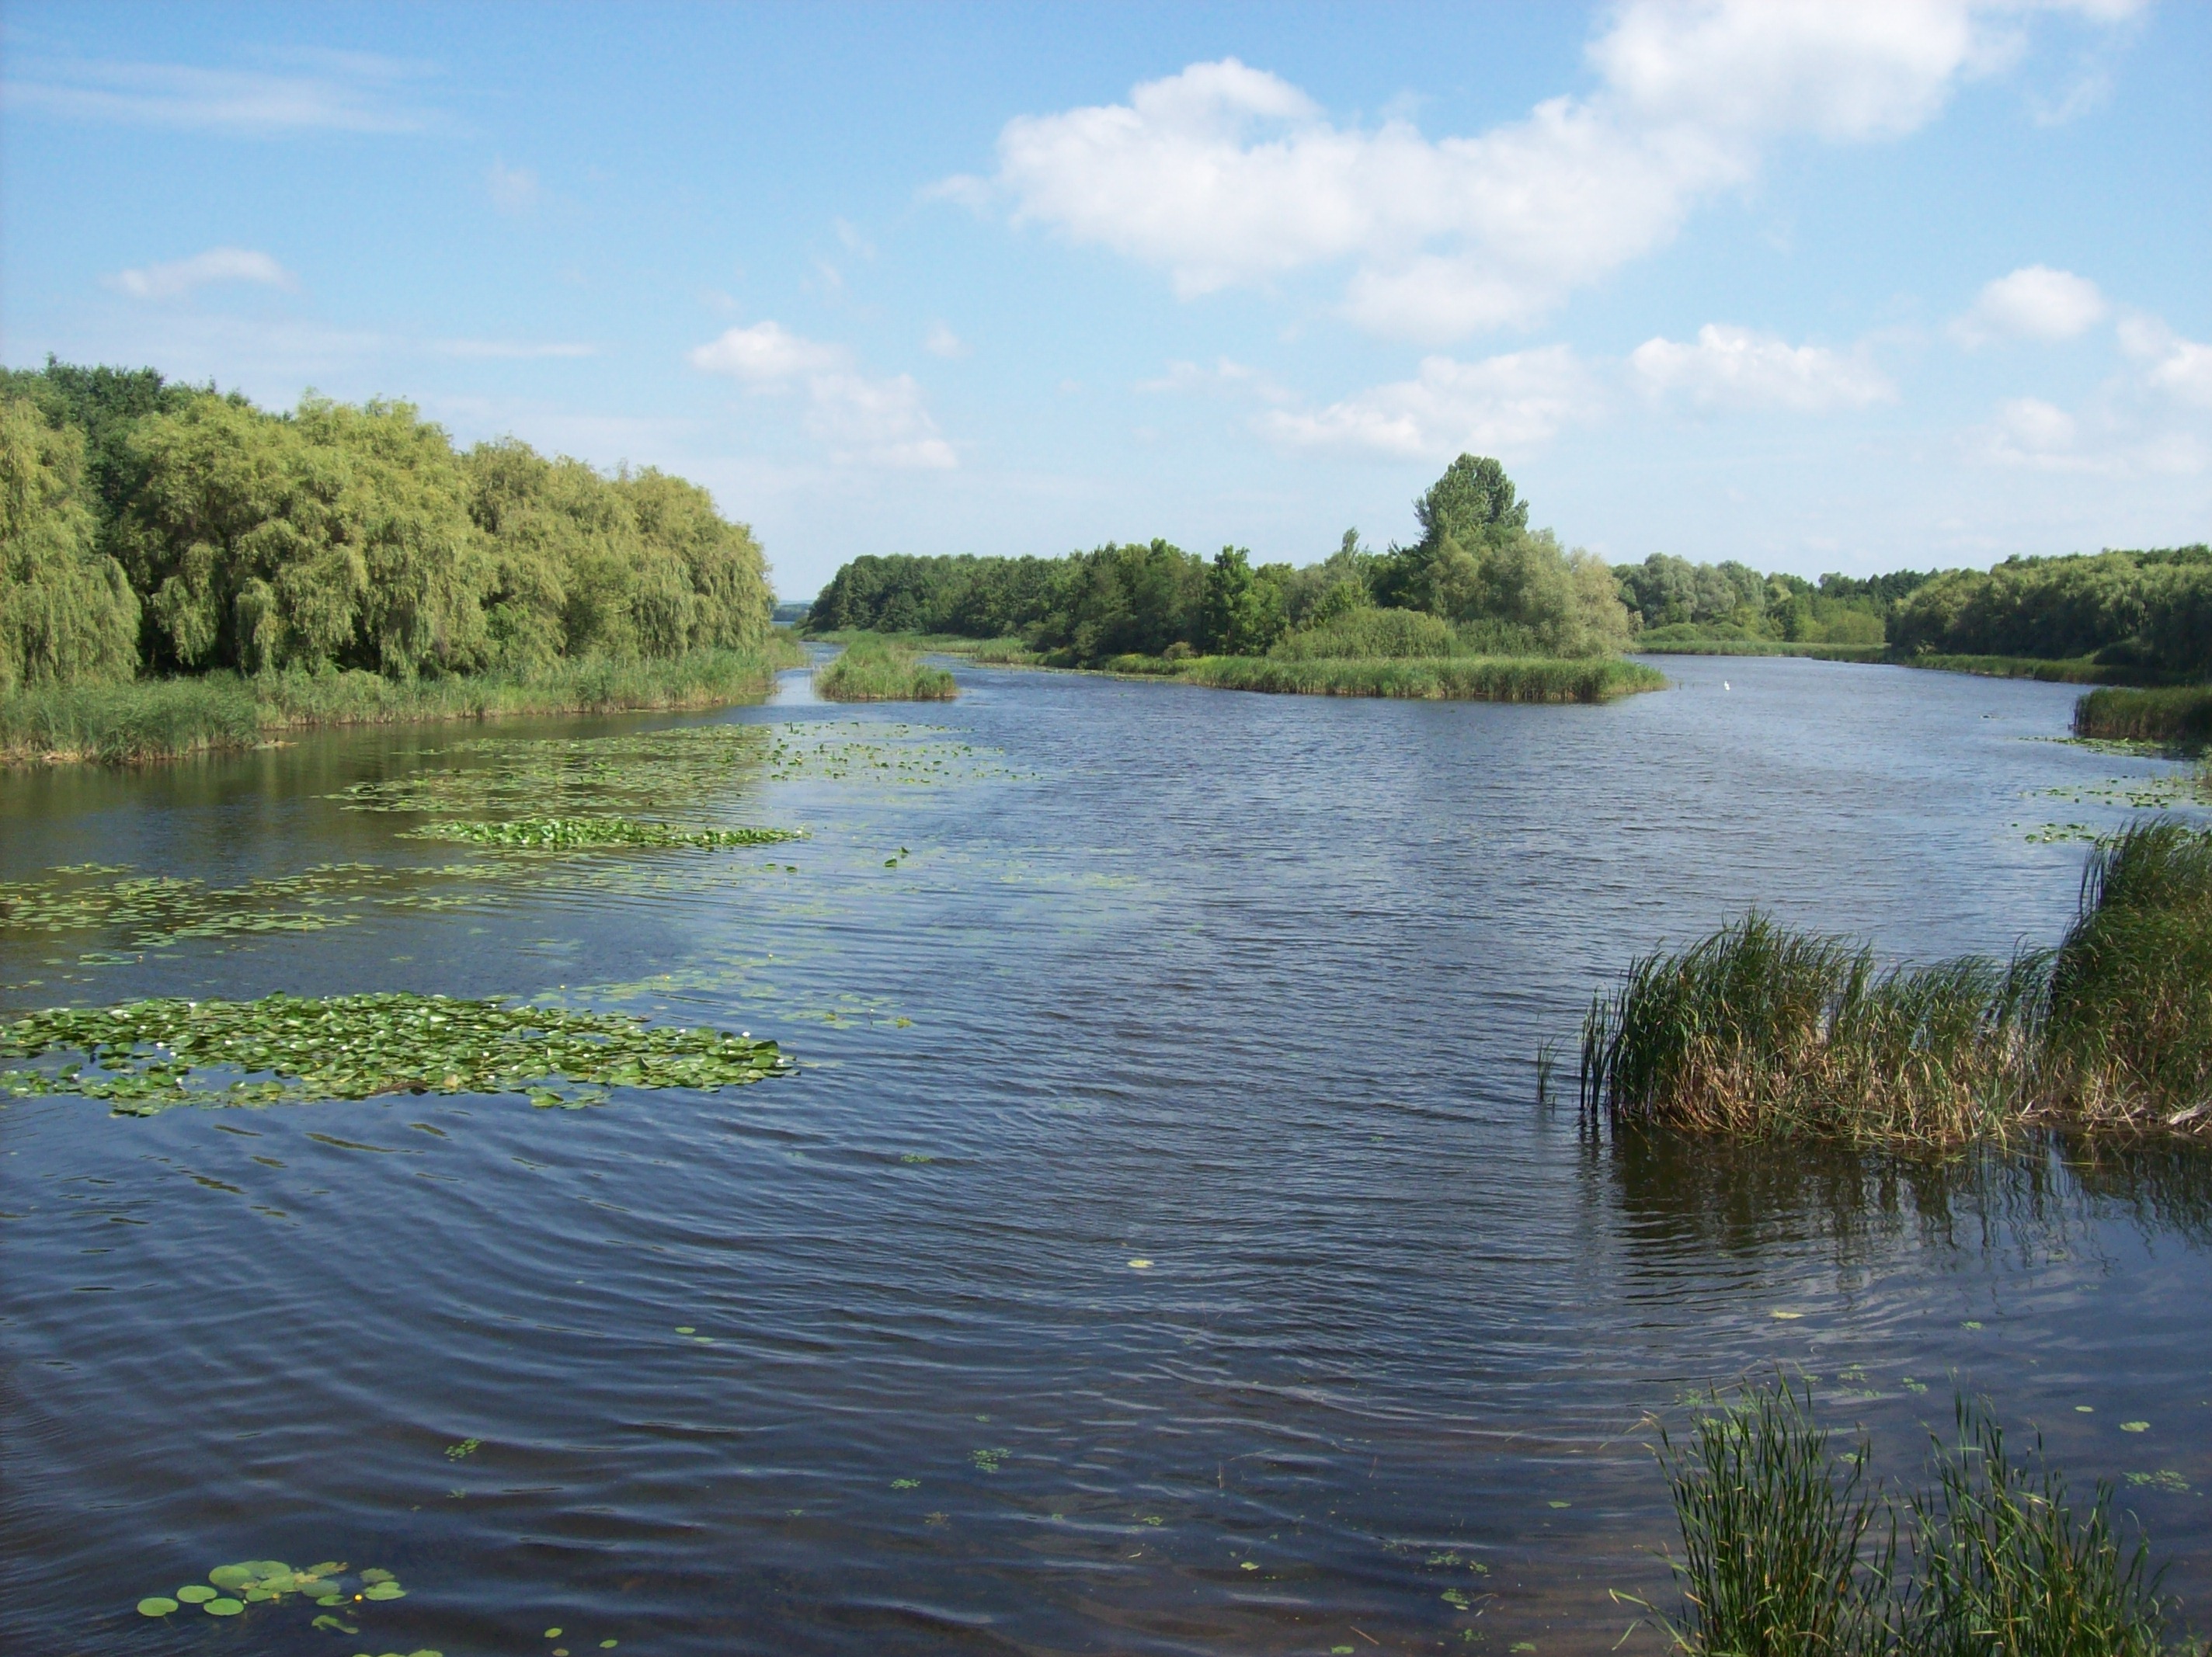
[0,360,774,696]
[811,455,1633,665]
[811,453,2209,679]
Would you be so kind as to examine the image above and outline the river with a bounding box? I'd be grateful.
[2,652,2206,1655]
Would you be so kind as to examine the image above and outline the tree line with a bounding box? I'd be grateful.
[809,451,2210,679]
[1,360,774,695]
[811,455,1634,665]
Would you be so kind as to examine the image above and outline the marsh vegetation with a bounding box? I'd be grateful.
[813,634,957,702]
[1581,820,2212,1142]
[1658,1375,2184,1655]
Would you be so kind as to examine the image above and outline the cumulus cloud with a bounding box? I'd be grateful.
[1953,265,2109,344]
[941,1,2139,341]
[1259,346,1600,458]
[690,321,955,468]
[923,321,969,359]
[2119,314,2212,408]
[1629,325,1896,412]
[689,320,848,383]
[106,246,297,300]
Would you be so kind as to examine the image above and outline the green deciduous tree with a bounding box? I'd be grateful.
[0,395,141,693]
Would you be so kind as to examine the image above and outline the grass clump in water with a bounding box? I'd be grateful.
[1657,1376,2182,1656]
[815,636,956,702]
[402,816,805,850]
[0,992,791,1114]
[1177,653,1664,702]
[2074,685,2212,746]
[1581,820,2212,1143]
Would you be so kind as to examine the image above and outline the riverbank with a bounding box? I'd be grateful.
[1633,635,2182,687]
[0,637,807,765]
[2075,684,2212,745]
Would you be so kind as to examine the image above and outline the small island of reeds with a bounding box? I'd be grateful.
[813,634,957,702]
[1578,818,2212,1143]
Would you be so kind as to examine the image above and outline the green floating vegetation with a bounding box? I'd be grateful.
[0,860,501,951]
[0,992,791,1115]
[1657,1377,2181,1656]
[403,816,805,850]
[814,635,958,703]
[1176,652,1666,703]
[137,1559,401,1621]
[1580,820,2212,1143]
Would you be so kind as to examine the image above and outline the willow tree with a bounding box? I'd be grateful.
[0,395,141,693]
[114,394,488,677]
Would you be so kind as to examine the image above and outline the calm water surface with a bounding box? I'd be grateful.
[3,655,2208,1655]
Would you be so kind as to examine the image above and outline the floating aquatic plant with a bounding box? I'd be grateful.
[1,992,791,1115]
[403,816,803,850]
[137,1560,410,1624]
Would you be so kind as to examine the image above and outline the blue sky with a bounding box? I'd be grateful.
[4,1,2207,601]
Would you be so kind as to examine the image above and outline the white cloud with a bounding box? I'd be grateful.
[941,2,2138,342]
[106,247,297,300]
[2119,315,2212,408]
[487,158,541,214]
[689,321,848,384]
[833,218,876,259]
[1136,356,1294,403]
[804,373,956,470]
[1954,265,2109,344]
[1629,325,1895,412]
[5,53,438,134]
[690,321,955,468]
[923,321,969,359]
[1994,395,2078,453]
[1260,346,1599,458]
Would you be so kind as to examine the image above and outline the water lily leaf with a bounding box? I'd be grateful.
[204,1597,245,1616]
[313,1614,359,1633]
[137,1597,179,1617]
[363,1582,406,1600]
[210,1564,256,1589]
[176,1584,217,1603]
[360,1568,395,1584]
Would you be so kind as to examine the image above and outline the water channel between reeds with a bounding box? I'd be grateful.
[2,653,2207,1655]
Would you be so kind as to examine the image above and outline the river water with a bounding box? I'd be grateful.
[2,654,2207,1655]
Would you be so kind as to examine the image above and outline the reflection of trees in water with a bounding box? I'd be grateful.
[1591,1130,2212,1276]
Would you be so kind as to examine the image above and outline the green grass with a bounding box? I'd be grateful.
[813,635,957,702]
[1632,637,1890,662]
[1175,653,1667,701]
[1580,820,2212,1143]
[0,638,807,766]
[2075,686,2212,745]
[1657,1376,2182,1657]
[1628,638,2179,687]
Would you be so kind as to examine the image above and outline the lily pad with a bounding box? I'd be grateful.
[137,1597,179,1617]
[363,1582,406,1601]
[209,1564,257,1589]
[360,1568,395,1585]
[176,1584,217,1603]
[204,1597,245,1617]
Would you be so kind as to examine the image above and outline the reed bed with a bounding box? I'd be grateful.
[812,635,957,702]
[1658,1376,2181,1656]
[1179,653,1665,702]
[0,641,805,766]
[1581,821,2212,1143]
[2074,685,2212,745]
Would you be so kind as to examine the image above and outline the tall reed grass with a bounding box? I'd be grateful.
[812,635,956,702]
[0,640,805,765]
[1581,822,2212,1142]
[1657,1376,2182,1655]
[2073,686,2212,745]
[1180,653,1665,702]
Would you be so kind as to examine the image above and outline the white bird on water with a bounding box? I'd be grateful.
[1723,680,1730,690]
